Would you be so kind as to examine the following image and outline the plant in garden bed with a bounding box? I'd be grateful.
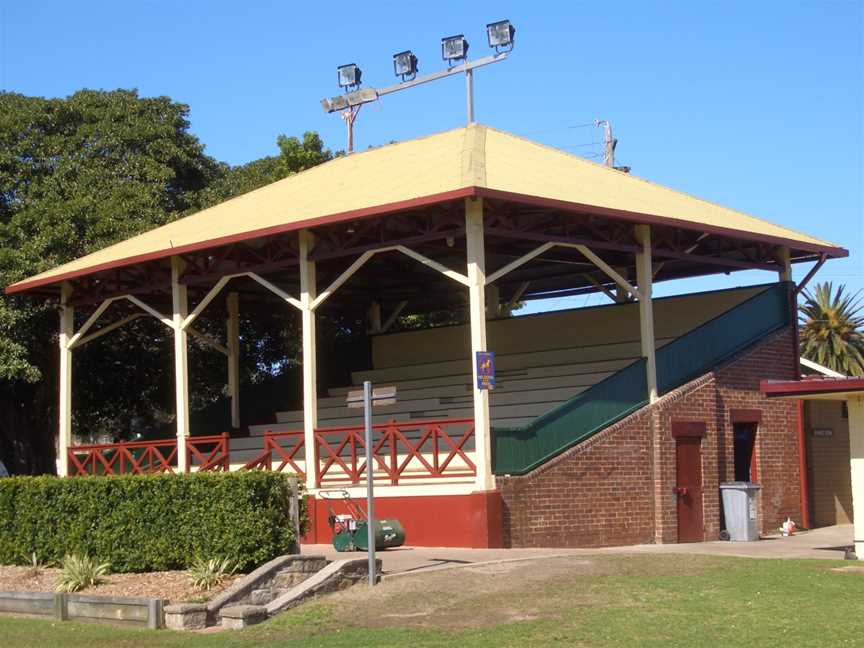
[21,552,50,579]
[56,554,111,593]
[188,557,239,592]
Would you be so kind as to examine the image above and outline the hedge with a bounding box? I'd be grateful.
[0,472,304,573]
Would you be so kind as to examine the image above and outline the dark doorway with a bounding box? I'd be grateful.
[675,436,704,543]
[733,422,758,482]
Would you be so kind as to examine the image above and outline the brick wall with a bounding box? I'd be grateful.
[499,326,801,547]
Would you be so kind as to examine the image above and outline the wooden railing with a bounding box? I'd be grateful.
[314,417,476,487]
[241,431,306,476]
[67,433,229,476]
[70,419,477,486]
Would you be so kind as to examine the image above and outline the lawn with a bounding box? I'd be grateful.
[2,554,862,647]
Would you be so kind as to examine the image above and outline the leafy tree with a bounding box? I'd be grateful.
[0,89,222,472]
[193,132,333,210]
[0,88,336,474]
[799,282,864,377]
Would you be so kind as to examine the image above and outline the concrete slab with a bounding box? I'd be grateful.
[303,525,854,577]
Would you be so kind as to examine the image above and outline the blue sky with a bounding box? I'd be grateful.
[1,1,861,312]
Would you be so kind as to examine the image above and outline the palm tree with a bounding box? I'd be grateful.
[799,282,864,377]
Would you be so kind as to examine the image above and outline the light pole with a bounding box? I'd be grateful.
[321,20,516,153]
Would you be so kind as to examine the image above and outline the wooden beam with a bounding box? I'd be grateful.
[466,198,494,491]
[503,281,530,314]
[653,233,709,278]
[58,283,73,477]
[124,295,173,328]
[188,327,229,356]
[367,301,383,334]
[70,314,144,349]
[635,225,658,403]
[227,292,240,428]
[311,249,376,311]
[246,273,302,310]
[380,300,408,333]
[582,273,617,303]
[395,245,470,286]
[777,246,792,282]
[486,242,555,284]
[299,230,318,491]
[565,243,642,300]
[171,257,190,472]
[795,254,827,295]
[66,297,118,348]
[181,274,243,331]
[848,397,864,558]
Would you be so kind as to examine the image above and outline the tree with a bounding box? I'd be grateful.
[193,132,333,210]
[0,89,336,474]
[799,282,864,377]
[0,89,223,472]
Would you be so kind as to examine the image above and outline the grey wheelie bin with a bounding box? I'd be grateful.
[720,482,761,541]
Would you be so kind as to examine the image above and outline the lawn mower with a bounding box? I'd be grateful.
[319,489,406,552]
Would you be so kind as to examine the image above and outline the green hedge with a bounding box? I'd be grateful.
[0,472,304,573]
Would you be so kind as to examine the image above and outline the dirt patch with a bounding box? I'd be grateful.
[318,553,726,631]
[829,566,864,575]
[0,565,242,603]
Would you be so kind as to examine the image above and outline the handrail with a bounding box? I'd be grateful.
[492,283,791,476]
[68,433,232,476]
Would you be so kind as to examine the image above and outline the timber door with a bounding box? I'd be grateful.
[675,437,704,543]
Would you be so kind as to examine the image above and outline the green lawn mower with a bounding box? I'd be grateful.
[320,489,406,552]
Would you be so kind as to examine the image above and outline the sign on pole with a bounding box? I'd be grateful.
[476,351,496,390]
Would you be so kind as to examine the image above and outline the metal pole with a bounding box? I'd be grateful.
[363,380,376,585]
[466,68,475,124]
[343,105,360,155]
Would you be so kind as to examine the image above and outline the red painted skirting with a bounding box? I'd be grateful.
[301,491,504,548]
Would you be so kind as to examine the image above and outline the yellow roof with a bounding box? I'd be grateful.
[7,124,844,294]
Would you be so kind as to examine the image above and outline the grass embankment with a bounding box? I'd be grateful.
[2,554,862,647]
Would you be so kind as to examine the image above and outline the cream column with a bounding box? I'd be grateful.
[466,197,494,491]
[226,292,240,429]
[58,282,74,477]
[171,256,190,472]
[635,224,658,403]
[368,301,382,334]
[848,397,864,558]
[299,230,318,490]
[777,246,792,282]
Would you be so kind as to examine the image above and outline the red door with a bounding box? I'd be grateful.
[675,437,704,543]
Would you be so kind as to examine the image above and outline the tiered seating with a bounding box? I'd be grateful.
[231,285,770,472]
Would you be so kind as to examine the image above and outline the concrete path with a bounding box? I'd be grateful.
[303,524,854,577]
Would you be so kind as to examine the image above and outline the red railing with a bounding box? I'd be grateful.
[67,433,229,476]
[314,418,476,487]
[188,434,230,472]
[242,431,306,476]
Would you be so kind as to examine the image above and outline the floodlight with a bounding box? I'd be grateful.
[441,34,469,63]
[393,50,418,81]
[337,63,362,89]
[486,20,515,51]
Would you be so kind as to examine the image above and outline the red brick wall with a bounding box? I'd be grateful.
[499,326,801,547]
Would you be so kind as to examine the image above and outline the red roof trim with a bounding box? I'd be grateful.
[474,187,849,258]
[4,187,478,295]
[761,378,864,397]
[7,183,848,296]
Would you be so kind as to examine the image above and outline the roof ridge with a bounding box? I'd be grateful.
[482,126,838,248]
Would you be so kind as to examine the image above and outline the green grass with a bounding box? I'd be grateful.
[1,555,862,647]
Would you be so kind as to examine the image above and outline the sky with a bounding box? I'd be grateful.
[1,1,862,313]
